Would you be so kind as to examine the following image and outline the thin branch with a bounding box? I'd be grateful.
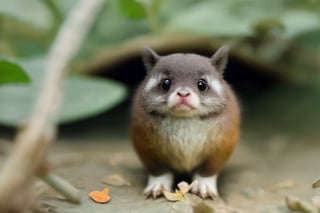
[0,0,104,211]
[42,173,81,204]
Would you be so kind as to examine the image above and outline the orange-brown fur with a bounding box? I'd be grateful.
[196,83,240,176]
[130,81,240,177]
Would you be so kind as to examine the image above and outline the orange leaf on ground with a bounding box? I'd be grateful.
[89,187,110,203]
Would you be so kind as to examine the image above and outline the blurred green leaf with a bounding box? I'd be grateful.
[280,10,320,38]
[0,9,51,57]
[1,0,320,91]
[41,0,64,32]
[0,0,52,30]
[0,0,77,58]
[78,0,149,57]
[294,28,320,51]
[0,60,30,84]
[165,1,276,36]
[0,58,127,126]
[251,19,285,36]
[165,0,320,38]
[53,0,77,15]
[118,0,146,19]
[283,28,320,85]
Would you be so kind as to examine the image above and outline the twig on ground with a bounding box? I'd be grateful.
[42,173,81,204]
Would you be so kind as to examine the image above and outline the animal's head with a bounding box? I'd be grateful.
[141,46,229,118]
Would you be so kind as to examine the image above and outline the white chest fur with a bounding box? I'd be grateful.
[154,116,222,172]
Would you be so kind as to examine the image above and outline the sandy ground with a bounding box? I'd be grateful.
[38,133,318,213]
[0,84,319,213]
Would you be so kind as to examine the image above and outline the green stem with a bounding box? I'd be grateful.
[143,0,161,33]
[42,173,81,204]
[40,0,63,33]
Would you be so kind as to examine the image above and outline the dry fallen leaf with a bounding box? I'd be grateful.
[165,181,214,213]
[164,181,198,202]
[163,190,185,202]
[285,196,317,213]
[89,188,110,203]
[312,196,320,211]
[268,179,295,192]
[312,177,320,189]
[102,174,131,187]
[178,181,198,194]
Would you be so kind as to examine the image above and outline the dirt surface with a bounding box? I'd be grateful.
[37,135,318,213]
[1,84,319,213]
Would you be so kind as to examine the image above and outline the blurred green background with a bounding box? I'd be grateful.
[0,0,319,139]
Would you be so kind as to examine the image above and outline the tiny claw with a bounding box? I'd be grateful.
[144,185,163,199]
[144,173,173,199]
[144,190,152,199]
[152,188,162,199]
[191,174,219,199]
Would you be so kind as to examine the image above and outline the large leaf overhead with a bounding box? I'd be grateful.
[0,58,127,126]
[165,1,320,38]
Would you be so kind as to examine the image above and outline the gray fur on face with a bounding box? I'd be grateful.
[141,47,229,118]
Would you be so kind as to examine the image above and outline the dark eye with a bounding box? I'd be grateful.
[197,79,207,91]
[160,79,171,91]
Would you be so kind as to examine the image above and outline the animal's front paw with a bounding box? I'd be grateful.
[191,174,219,199]
[144,173,173,199]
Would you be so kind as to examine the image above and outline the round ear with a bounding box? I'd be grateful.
[211,46,229,74]
[142,47,161,72]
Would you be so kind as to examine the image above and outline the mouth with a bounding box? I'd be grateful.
[176,98,194,108]
[175,103,193,110]
[169,105,195,117]
[170,103,195,116]
[167,95,199,117]
[175,102,193,108]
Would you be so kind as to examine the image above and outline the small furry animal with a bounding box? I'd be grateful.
[130,46,240,199]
